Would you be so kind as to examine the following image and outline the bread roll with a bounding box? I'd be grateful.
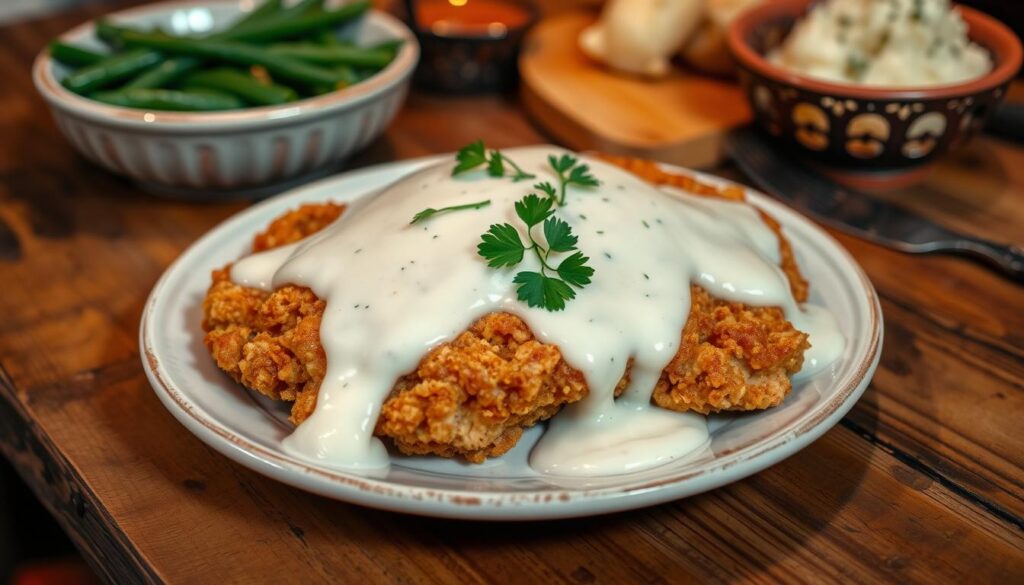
[580,0,705,78]
[682,0,763,77]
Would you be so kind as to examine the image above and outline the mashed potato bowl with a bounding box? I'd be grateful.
[728,0,1021,180]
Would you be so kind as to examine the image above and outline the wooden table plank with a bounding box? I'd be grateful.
[0,2,1022,584]
[847,284,1024,521]
[4,360,1023,584]
[714,137,1024,522]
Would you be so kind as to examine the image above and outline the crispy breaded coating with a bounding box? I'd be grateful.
[597,154,748,201]
[253,202,345,252]
[205,279,589,460]
[203,204,340,404]
[202,158,814,463]
[204,201,589,460]
[653,286,807,414]
[375,313,588,462]
[203,270,326,404]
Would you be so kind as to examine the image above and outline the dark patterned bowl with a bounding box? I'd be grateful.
[727,0,1022,181]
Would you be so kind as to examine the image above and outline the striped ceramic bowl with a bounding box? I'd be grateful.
[33,0,419,197]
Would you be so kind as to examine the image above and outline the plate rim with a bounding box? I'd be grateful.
[140,154,883,520]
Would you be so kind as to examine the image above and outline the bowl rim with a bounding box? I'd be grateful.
[727,0,1023,101]
[32,0,420,133]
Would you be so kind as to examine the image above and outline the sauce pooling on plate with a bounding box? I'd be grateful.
[230,147,845,476]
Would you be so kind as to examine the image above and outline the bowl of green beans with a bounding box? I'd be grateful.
[33,0,419,197]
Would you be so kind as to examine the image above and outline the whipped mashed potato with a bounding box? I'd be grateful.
[768,0,992,87]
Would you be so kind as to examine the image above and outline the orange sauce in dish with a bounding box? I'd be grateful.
[415,0,531,36]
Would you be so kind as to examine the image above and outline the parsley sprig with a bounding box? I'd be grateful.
[410,199,490,225]
[478,193,594,311]
[452,140,535,182]
[544,154,600,205]
[448,141,602,311]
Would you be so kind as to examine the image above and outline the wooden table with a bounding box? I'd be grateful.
[2,3,1023,584]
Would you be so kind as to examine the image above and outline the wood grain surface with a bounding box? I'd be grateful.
[1,2,1023,584]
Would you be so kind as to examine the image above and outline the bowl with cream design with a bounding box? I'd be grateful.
[727,0,1022,184]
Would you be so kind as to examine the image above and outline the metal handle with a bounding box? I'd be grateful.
[948,239,1024,281]
[987,103,1024,143]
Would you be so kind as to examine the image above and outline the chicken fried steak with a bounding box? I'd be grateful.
[203,161,811,462]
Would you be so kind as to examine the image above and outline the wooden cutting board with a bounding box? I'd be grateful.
[519,10,751,169]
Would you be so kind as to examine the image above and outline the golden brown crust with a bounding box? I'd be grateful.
[653,286,807,414]
[253,202,345,252]
[202,269,326,406]
[202,158,814,463]
[203,203,341,406]
[375,313,588,462]
[596,154,749,201]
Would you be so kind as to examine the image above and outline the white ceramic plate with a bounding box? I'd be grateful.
[140,154,882,520]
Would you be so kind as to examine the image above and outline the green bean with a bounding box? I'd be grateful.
[62,48,164,93]
[120,31,342,87]
[95,0,364,47]
[184,68,297,105]
[230,0,284,30]
[92,21,170,91]
[279,0,325,18]
[311,64,377,93]
[91,21,167,97]
[124,57,202,89]
[63,0,372,106]
[90,87,244,110]
[225,0,322,39]
[93,18,227,92]
[95,20,173,46]
[279,0,325,17]
[315,29,340,46]
[95,20,130,46]
[267,43,396,68]
[95,0,293,46]
[325,63,382,91]
[354,66,381,81]
[49,41,106,67]
[371,40,405,55]
[334,64,359,87]
[220,0,370,43]
[96,0,292,45]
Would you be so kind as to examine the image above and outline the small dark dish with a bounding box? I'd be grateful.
[405,0,538,93]
[728,0,1022,186]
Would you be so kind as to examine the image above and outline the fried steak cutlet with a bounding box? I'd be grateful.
[202,160,811,463]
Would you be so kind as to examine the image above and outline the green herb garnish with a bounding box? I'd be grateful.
[450,140,600,311]
[547,154,600,205]
[534,181,559,203]
[410,199,491,224]
[478,192,594,311]
[845,53,869,80]
[452,140,535,181]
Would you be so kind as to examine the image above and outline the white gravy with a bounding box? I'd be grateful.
[230,147,845,476]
